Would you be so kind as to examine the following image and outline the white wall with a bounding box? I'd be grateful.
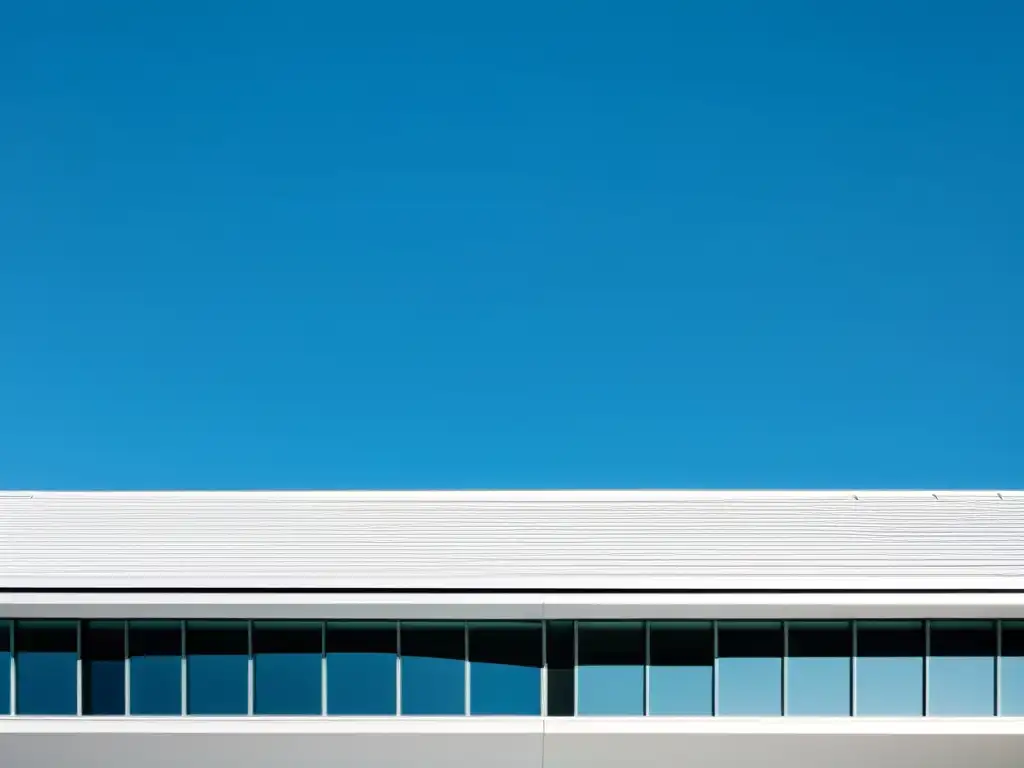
[1,719,1022,768]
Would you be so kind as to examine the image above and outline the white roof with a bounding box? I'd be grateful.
[2,490,1022,591]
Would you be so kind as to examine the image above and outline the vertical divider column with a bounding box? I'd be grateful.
[247,621,254,716]
[321,622,327,717]
[851,620,858,717]
[464,622,471,716]
[180,620,187,716]
[76,621,83,716]
[573,621,579,717]
[395,622,402,716]
[124,621,131,715]
[996,619,1003,716]
[644,621,651,717]
[540,620,548,717]
[9,622,16,715]
[782,621,789,716]
[923,620,931,717]
[712,621,719,716]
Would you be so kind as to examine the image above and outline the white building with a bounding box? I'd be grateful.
[2,489,1024,767]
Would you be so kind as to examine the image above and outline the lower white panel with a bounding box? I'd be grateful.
[1,719,1023,768]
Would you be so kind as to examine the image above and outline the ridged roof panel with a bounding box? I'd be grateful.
[2,491,1022,590]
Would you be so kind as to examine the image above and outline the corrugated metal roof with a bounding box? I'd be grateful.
[2,490,1022,590]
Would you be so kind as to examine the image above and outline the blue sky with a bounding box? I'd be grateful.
[1,2,1020,489]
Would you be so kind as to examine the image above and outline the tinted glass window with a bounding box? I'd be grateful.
[400,622,465,715]
[717,621,782,716]
[856,621,924,716]
[1001,621,1024,716]
[928,621,995,716]
[469,622,541,716]
[15,620,78,715]
[649,621,713,716]
[577,621,644,716]
[326,622,396,715]
[253,621,321,716]
[186,621,248,715]
[787,621,851,716]
[129,621,182,715]
[0,621,10,715]
[546,621,574,716]
[82,621,125,715]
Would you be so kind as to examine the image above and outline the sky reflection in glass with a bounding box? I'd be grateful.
[787,621,851,716]
[577,622,644,716]
[401,622,465,716]
[717,621,782,716]
[648,621,713,716]
[856,621,924,716]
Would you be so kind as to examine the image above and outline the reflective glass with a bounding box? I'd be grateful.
[787,621,851,716]
[15,620,78,715]
[928,621,995,716]
[1001,622,1024,715]
[82,621,125,715]
[0,621,10,715]
[469,622,541,715]
[649,621,713,716]
[186,621,248,715]
[577,621,644,716]
[253,621,321,715]
[129,621,182,715]
[717,621,782,716]
[326,622,396,715]
[400,622,465,715]
[546,620,574,716]
[856,621,924,716]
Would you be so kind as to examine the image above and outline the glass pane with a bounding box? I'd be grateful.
[469,622,541,716]
[787,621,851,716]
[928,621,995,716]
[15,620,78,715]
[186,621,248,715]
[856,621,924,716]
[0,621,10,715]
[546,621,574,716]
[577,621,644,716]
[82,621,125,715]
[1001,621,1024,715]
[649,621,713,716]
[129,621,182,715]
[717,621,782,716]
[400,622,465,715]
[253,621,321,716]
[326,622,396,715]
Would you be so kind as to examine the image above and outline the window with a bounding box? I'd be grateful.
[546,620,574,716]
[648,621,713,716]
[82,621,125,715]
[0,621,10,715]
[469,622,541,716]
[855,621,924,716]
[15,620,78,715]
[129,621,182,715]
[253,621,322,716]
[326,622,396,715]
[717,621,782,716]
[185,621,248,715]
[1001,621,1024,715]
[400,622,465,715]
[577,621,644,716]
[928,620,995,716]
[786,621,851,716]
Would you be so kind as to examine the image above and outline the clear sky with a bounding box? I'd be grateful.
[1,2,1020,490]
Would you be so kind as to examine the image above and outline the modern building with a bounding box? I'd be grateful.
[2,489,1024,767]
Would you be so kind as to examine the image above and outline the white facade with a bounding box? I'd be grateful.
[2,490,1024,767]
